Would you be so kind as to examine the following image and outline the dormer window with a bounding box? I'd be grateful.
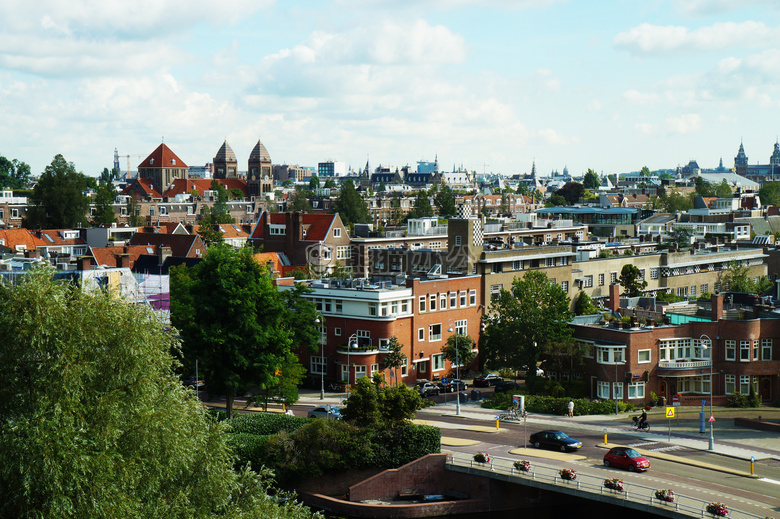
[171,159,176,165]
[150,158,155,165]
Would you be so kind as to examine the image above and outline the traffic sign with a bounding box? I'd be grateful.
[709,414,716,422]
[666,407,675,418]
[442,377,448,385]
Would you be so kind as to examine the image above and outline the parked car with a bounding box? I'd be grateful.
[438,379,468,393]
[528,430,582,451]
[184,377,205,389]
[473,373,504,387]
[602,447,651,472]
[416,382,440,397]
[518,365,545,378]
[307,405,342,420]
[494,380,522,394]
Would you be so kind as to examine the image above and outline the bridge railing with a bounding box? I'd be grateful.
[446,451,764,519]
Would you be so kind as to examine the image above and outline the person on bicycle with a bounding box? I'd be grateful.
[637,409,648,429]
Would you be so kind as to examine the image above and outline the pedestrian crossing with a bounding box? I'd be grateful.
[625,441,685,452]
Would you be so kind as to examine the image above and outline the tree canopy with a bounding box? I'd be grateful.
[170,245,318,418]
[759,182,780,207]
[91,178,117,226]
[720,260,774,295]
[434,184,457,217]
[442,333,475,376]
[25,154,90,229]
[618,264,647,297]
[382,336,407,385]
[0,268,318,518]
[583,169,599,190]
[341,376,425,427]
[408,190,434,219]
[332,180,369,226]
[554,182,585,205]
[481,270,572,389]
[0,153,31,189]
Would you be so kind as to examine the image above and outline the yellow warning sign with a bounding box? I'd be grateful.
[666,407,675,418]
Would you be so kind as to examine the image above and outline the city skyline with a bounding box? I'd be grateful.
[2,1,780,178]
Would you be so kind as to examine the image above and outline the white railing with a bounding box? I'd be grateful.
[658,360,711,370]
[445,451,764,519]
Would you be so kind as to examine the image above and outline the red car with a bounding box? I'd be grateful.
[603,447,651,472]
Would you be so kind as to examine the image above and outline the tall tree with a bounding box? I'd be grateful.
[555,182,585,205]
[382,336,407,385]
[434,184,457,217]
[409,190,434,219]
[442,333,475,376]
[91,178,117,226]
[618,264,647,297]
[583,169,600,190]
[25,154,90,229]
[287,187,314,213]
[720,260,774,295]
[170,245,316,419]
[332,179,369,226]
[308,175,320,190]
[481,270,572,389]
[0,267,318,518]
[759,182,780,207]
[0,154,31,189]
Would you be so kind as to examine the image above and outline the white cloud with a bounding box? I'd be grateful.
[665,114,702,134]
[673,0,779,17]
[614,21,779,55]
[622,89,661,105]
[635,123,655,135]
[587,99,602,112]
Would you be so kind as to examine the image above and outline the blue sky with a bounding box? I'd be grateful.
[2,0,780,179]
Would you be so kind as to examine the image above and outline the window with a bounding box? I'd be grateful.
[583,275,593,288]
[419,296,426,313]
[613,382,623,400]
[455,235,461,246]
[333,228,341,238]
[513,260,523,271]
[401,359,408,377]
[740,375,752,395]
[469,289,476,306]
[597,381,610,399]
[610,272,618,284]
[724,374,736,394]
[740,340,750,361]
[440,293,446,309]
[544,257,555,267]
[430,294,437,311]
[340,364,349,382]
[371,363,379,375]
[490,284,502,301]
[701,284,708,294]
[432,354,445,371]
[335,327,342,336]
[459,291,467,307]
[401,300,409,313]
[638,349,651,363]
[598,273,605,286]
[418,328,425,341]
[337,246,351,260]
[428,324,442,341]
[368,303,377,316]
[650,268,659,280]
[753,339,759,361]
[355,365,367,380]
[450,292,457,308]
[454,319,467,335]
[725,340,736,360]
[336,301,343,313]
[561,280,569,292]
[310,356,325,375]
[762,339,773,360]
[627,382,645,399]
[596,346,625,364]
[491,262,503,274]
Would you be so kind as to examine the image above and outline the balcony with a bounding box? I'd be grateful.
[657,359,711,370]
[335,343,380,355]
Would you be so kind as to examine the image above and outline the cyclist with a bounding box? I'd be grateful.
[637,409,648,429]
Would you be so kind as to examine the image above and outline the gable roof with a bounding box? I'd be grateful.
[90,245,150,269]
[249,211,338,241]
[0,228,46,251]
[128,232,205,258]
[121,178,163,199]
[163,178,248,198]
[138,143,188,169]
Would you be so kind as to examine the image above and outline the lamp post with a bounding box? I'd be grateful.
[614,356,625,415]
[346,333,358,387]
[700,334,715,450]
[315,318,324,400]
[447,325,461,416]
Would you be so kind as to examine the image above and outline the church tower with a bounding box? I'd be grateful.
[213,140,238,179]
[734,142,748,175]
[770,140,780,167]
[247,137,273,198]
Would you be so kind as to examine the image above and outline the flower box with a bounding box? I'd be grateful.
[706,502,728,517]
[603,478,624,491]
[473,452,490,464]
[558,468,577,481]
[514,460,531,472]
[654,489,675,503]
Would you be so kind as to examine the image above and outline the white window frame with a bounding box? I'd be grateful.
[613,382,623,400]
[432,353,445,371]
[725,340,736,361]
[418,328,425,341]
[762,339,773,360]
[310,356,325,375]
[597,381,610,399]
[638,349,651,364]
[627,382,645,399]
[428,323,442,342]
[419,296,426,313]
[355,364,367,380]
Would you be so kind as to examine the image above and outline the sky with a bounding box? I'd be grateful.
[2,0,780,179]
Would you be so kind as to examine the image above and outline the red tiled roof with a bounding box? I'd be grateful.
[90,245,150,268]
[0,229,46,250]
[121,178,163,199]
[163,178,248,198]
[128,233,205,258]
[138,143,188,169]
[249,212,337,241]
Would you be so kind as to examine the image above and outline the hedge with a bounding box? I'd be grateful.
[482,393,635,415]
[226,433,274,471]
[225,412,313,435]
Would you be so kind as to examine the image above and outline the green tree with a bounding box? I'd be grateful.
[547,193,568,206]
[583,169,600,190]
[640,166,651,177]
[25,154,90,229]
[481,270,573,389]
[382,336,407,385]
[555,182,585,205]
[91,178,117,226]
[759,182,780,207]
[170,245,316,419]
[198,181,235,245]
[658,189,693,213]
[695,176,714,197]
[287,187,314,213]
[126,196,145,227]
[0,154,31,189]
[714,179,733,198]
[574,291,599,315]
[308,175,320,190]
[618,264,647,297]
[668,228,692,249]
[341,376,424,427]
[434,184,457,217]
[332,180,369,226]
[442,333,475,375]
[409,190,434,219]
[0,268,318,518]
[720,260,774,294]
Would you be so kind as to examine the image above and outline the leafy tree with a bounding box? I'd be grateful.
[658,189,693,213]
[332,180,369,226]
[382,336,407,385]
[287,187,314,213]
[341,376,424,427]
[759,182,780,207]
[694,176,714,197]
[555,182,585,205]
[170,245,316,419]
[574,291,599,315]
[640,166,651,177]
[442,333,475,376]
[618,264,647,297]
[126,196,144,227]
[434,184,457,217]
[547,193,568,206]
[668,228,692,249]
[197,181,235,245]
[481,270,572,390]
[409,190,434,219]
[714,179,733,198]
[0,267,318,518]
[720,260,774,295]
[0,154,31,189]
[91,178,117,226]
[583,169,600,190]
[308,175,320,190]
[324,178,337,189]
[24,154,90,229]
[390,193,404,225]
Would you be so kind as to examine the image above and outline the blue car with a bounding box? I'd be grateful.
[529,430,582,451]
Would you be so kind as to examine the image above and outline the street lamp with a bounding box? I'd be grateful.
[346,333,358,387]
[447,325,461,417]
[615,354,625,415]
[699,334,715,450]
[315,317,324,400]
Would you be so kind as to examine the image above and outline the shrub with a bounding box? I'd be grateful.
[226,433,273,471]
[226,412,313,435]
[481,394,635,415]
[727,392,749,408]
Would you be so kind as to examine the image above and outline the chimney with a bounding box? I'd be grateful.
[158,246,172,265]
[266,260,276,278]
[609,283,620,313]
[712,292,724,321]
[24,249,39,259]
[117,253,131,269]
[77,256,92,271]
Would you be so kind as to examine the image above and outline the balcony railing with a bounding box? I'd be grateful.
[657,359,711,370]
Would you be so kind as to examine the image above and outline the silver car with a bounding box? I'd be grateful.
[307,405,342,420]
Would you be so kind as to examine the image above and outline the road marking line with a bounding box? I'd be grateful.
[759,478,780,485]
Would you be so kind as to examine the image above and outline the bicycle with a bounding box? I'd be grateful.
[498,406,522,421]
[631,416,651,432]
